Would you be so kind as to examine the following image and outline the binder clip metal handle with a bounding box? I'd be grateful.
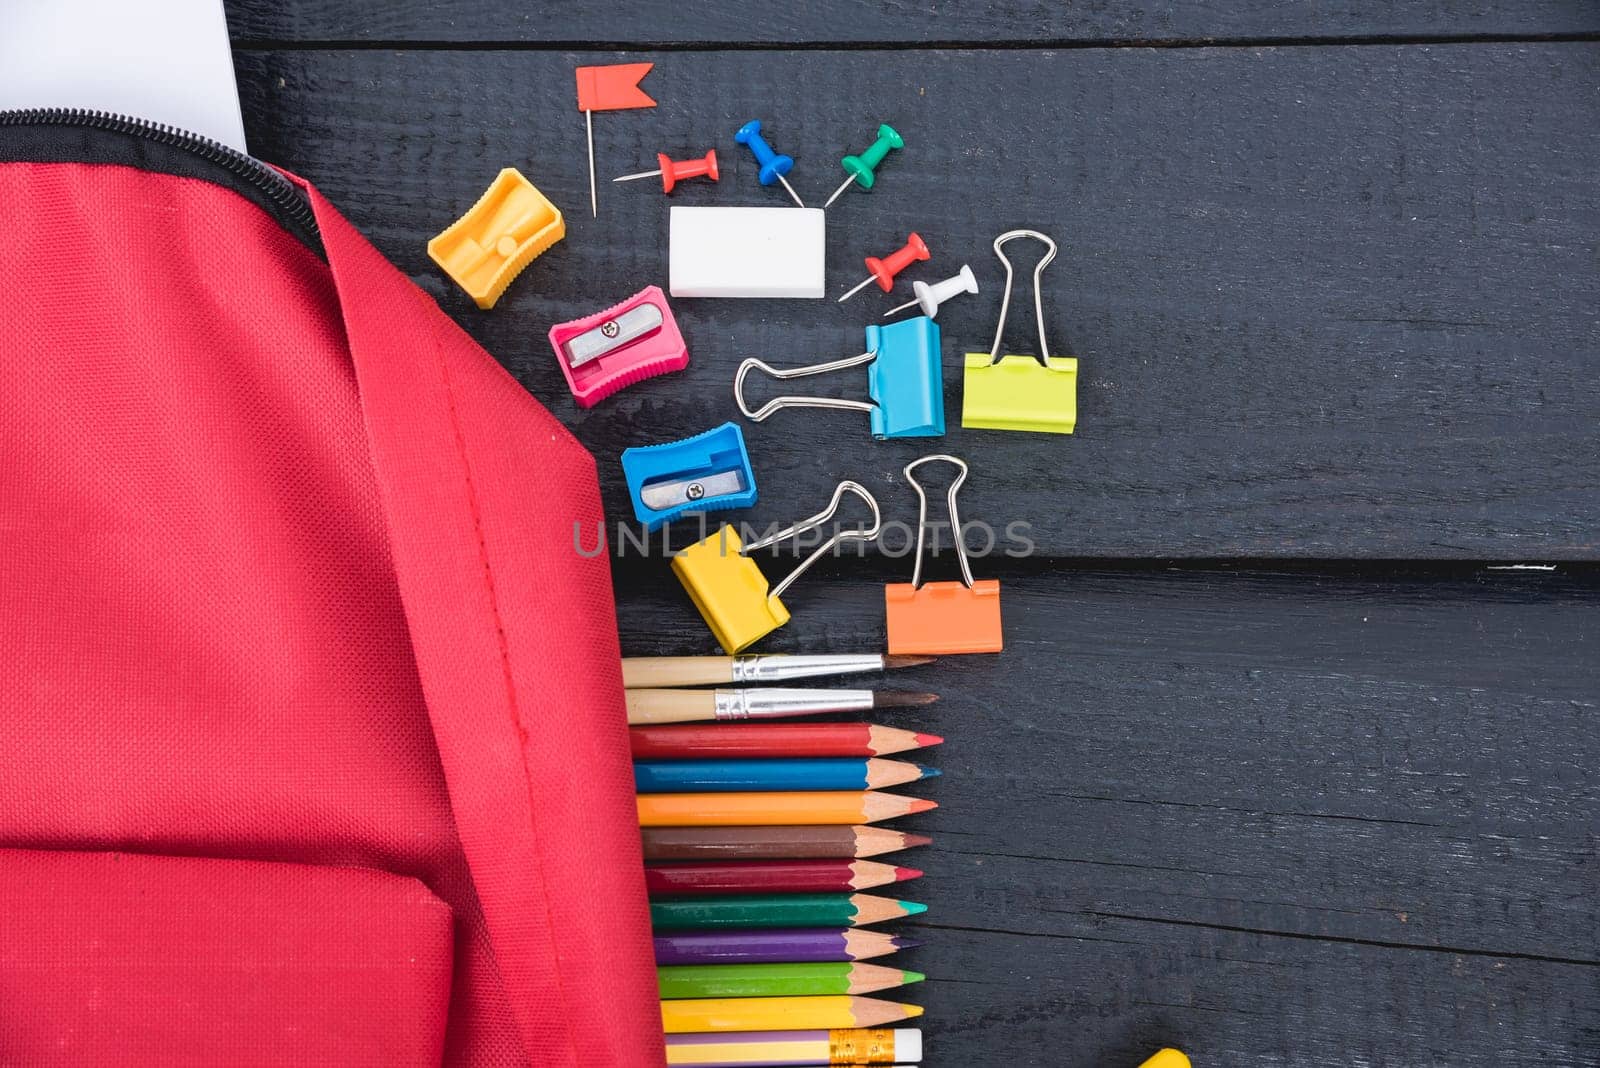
[673,481,882,654]
[885,454,1002,655]
[734,317,946,440]
[983,229,1058,367]
[733,350,877,422]
[743,480,882,601]
[905,455,975,589]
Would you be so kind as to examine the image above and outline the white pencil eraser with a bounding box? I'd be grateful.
[892,1029,922,1062]
[669,206,826,298]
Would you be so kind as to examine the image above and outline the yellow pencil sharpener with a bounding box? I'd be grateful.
[428,168,565,309]
[960,228,1079,435]
[1138,1051,1190,1068]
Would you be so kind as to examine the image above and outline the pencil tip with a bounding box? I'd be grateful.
[884,655,936,670]
[915,764,941,779]
[899,900,928,917]
[904,1004,925,1018]
[891,936,925,950]
[895,866,924,881]
[907,797,938,814]
[913,732,944,747]
[874,691,938,708]
[900,833,934,849]
[903,969,926,984]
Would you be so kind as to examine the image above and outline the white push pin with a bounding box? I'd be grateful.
[883,265,978,319]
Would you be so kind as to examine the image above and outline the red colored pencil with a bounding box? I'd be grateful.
[645,859,923,897]
[630,722,943,760]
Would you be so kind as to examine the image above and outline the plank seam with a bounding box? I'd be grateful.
[1084,910,1600,967]
[228,32,1600,53]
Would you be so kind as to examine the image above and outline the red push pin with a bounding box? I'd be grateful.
[613,149,719,194]
[836,232,930,303]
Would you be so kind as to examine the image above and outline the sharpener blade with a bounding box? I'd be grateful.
[639,469,748,510]
[561,302,663,368]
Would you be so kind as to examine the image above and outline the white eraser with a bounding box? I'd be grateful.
[893,1028,923,1062]
[669,206,826,298]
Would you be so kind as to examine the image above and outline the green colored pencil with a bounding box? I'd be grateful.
[650,892,926,931]
[658,962,924,999]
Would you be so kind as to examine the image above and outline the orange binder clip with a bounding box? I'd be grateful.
[884,455,1002,655]
[428,168,565,309]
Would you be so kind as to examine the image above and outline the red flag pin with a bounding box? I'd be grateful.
[575,63,657,217]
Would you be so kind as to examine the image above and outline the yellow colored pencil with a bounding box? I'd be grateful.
[660,994,924,1033]
[638,791,937,827]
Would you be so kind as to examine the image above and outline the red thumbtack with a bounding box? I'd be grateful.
[837,232,930,303]
[614,149,720,194]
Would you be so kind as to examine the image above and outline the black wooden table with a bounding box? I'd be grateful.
[227,4,1600,1064]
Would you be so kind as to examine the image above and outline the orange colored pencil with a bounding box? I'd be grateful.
[638,791,937,827]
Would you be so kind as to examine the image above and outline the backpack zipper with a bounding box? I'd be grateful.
[0,107,319,240]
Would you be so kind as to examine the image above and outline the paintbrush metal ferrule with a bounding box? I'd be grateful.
[715,687,878,720]
[729,653,890,683]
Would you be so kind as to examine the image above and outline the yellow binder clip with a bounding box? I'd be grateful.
[961,229,1078,434]
[428,168,565,309]
[672,481,882,654]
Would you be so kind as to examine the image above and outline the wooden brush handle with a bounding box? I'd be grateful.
[625,689,716,725]
[622,657,731,689]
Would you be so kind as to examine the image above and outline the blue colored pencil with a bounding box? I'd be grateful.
[634,757,938,793]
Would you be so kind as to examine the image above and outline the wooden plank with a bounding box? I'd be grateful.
[225,1,1600,45]
[234,44,1600,559]
[612,562,1600,1065]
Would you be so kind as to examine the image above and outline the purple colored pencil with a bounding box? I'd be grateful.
[653,927,919,966]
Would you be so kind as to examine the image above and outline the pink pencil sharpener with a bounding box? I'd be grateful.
[546,285,689,407]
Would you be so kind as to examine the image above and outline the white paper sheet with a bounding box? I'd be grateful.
[0,0,246,151]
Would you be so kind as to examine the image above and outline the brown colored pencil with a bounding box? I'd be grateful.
[640,825,933,861]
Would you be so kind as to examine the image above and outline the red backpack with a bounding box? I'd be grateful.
[0,109,663,1066]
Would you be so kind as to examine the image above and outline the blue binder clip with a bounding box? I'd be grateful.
[621,421,758,531]
[733,315,944,439]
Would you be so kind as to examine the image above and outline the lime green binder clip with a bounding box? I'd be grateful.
[961,229,1078,434]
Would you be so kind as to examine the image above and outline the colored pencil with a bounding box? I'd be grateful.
[658,962,924,999]
[646,860,922,897]
[662,995,923,1033]
[638,791,936,827]
[622,653,934,689]
[654,928,919,965]
[626,688,937,726]
[630,722,943,760]
[641,826,932,862]
[635,758,939,793]
[663,1027,922,1067]
[650,893,926,931]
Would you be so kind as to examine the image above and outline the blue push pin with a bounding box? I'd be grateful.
[735,119,805,208]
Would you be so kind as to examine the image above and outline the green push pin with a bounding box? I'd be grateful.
[823,123,904,209]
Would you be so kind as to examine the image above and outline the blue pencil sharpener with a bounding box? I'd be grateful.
[621,421,758,531]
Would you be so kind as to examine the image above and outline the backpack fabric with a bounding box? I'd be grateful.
[0,143,663,1066]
